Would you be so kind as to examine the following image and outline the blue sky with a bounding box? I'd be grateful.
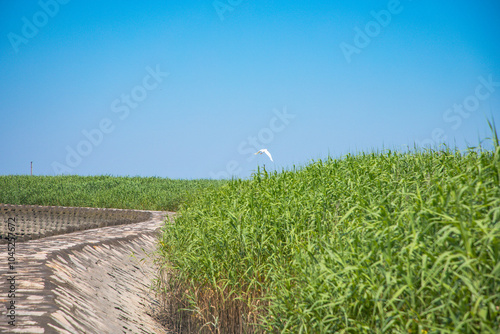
[1,0,499,179]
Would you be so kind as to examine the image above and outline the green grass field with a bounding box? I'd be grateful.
[158,144,500,333]
[0,175,225,211]
[2,125,499,333]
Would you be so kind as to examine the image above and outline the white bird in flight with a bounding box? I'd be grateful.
[255,149,273,162]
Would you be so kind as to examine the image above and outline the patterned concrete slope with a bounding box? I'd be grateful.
[0,204,153,243]
[0,209,174,333]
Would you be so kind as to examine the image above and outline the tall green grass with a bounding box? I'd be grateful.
[0,175,226,211]
[158,143,500,332]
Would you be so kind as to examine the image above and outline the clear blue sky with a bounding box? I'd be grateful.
[1,0,499,179]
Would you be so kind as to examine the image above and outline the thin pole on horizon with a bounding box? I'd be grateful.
[31,161,32,176]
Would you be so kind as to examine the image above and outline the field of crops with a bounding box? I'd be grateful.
[158,144,500,332]
[0,175,225,211]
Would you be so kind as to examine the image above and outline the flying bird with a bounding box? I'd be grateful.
[255,149,273,162]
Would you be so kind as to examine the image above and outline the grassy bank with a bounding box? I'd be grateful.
[158,145,500,333]
[0,175,226,211]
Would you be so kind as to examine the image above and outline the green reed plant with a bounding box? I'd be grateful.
[0,175,225,211]
[158,135,499,333]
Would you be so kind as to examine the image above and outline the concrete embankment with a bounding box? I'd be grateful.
[0,206,173,333]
